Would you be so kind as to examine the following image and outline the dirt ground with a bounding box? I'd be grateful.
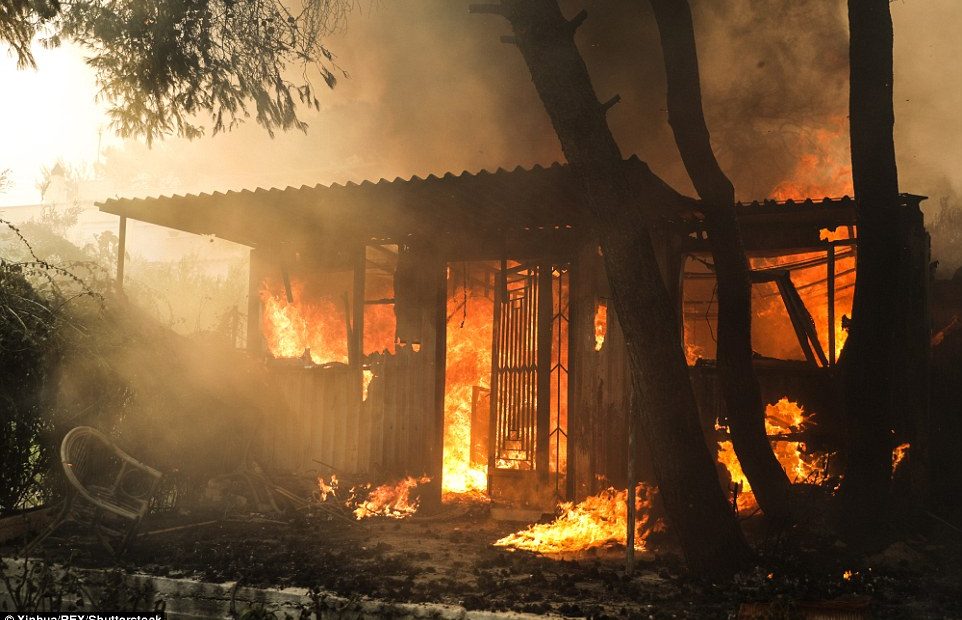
[6,498,962,619]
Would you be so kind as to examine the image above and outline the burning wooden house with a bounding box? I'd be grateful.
[97,159,928,510]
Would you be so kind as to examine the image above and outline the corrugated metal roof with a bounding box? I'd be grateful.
[98,161,598,247]
[96,158,866,250]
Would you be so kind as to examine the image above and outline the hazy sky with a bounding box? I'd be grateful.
[0,0,958,212]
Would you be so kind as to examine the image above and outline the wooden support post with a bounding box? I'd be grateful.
[116,215,127,290]
[626,388,636,576]
[352,244,366,369]
[536,263,553,479]
[430,256,448,509]
[247,249,261,352]
[281,262,294,304]
[341,292,354,363]
[671,244,687,347]
[827,243,836,366]
[566,255,579,501]
[487,264,504,495]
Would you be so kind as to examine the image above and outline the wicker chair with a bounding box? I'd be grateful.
[24,426,163,555]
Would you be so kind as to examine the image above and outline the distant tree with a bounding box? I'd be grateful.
[2,0,353,142]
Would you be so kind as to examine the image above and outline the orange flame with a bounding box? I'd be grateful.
[494,484,660,554]
[892,442,910,475]
[770,116,854,201]
[746,251,854,363]
[259,280,349,365]
[442,285,492,496]
[317,474,338,502]
[684,322,706,365]
[594,301,607,352]
[717,398,829,512]
[351,475,430,520]
[363,302,397,355]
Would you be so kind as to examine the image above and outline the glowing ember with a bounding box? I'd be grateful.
[494,484,659,554]
[259,280,349,365]
[892,442,910,474]
[351,475,430,520]
[594,301,607,351]
[442,282,492,496]
[717,398,829,512]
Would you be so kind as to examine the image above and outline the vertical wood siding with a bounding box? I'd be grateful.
[257,345,436,480]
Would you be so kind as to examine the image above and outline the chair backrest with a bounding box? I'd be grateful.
[61,426,103,487]
[60,426,162,519]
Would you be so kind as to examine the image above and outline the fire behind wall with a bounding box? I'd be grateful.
[442,262,496,496]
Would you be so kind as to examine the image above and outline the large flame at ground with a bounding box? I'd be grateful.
[717,398,829,512]
[494,484,659,554]
[350,476,430,520]
[442,280,493,496]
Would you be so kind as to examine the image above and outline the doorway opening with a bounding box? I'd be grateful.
[441,260,570,507]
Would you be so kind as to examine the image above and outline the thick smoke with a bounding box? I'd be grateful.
[88,1,959,268]
[890,1,962,275]
[93,1,852,199]
[50,300,290,486]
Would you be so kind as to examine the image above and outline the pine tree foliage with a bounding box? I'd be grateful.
[2,0,353,142]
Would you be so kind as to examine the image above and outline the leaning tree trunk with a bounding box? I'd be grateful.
[838,0,903,543]
[648,0,795,523]
[473,0,751,577]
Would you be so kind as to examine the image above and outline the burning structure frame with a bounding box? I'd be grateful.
[97,159,928,509]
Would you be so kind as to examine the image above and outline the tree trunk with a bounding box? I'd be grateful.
[647,0,795,522]
[838,0,902,542]
[476,0,751,577]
